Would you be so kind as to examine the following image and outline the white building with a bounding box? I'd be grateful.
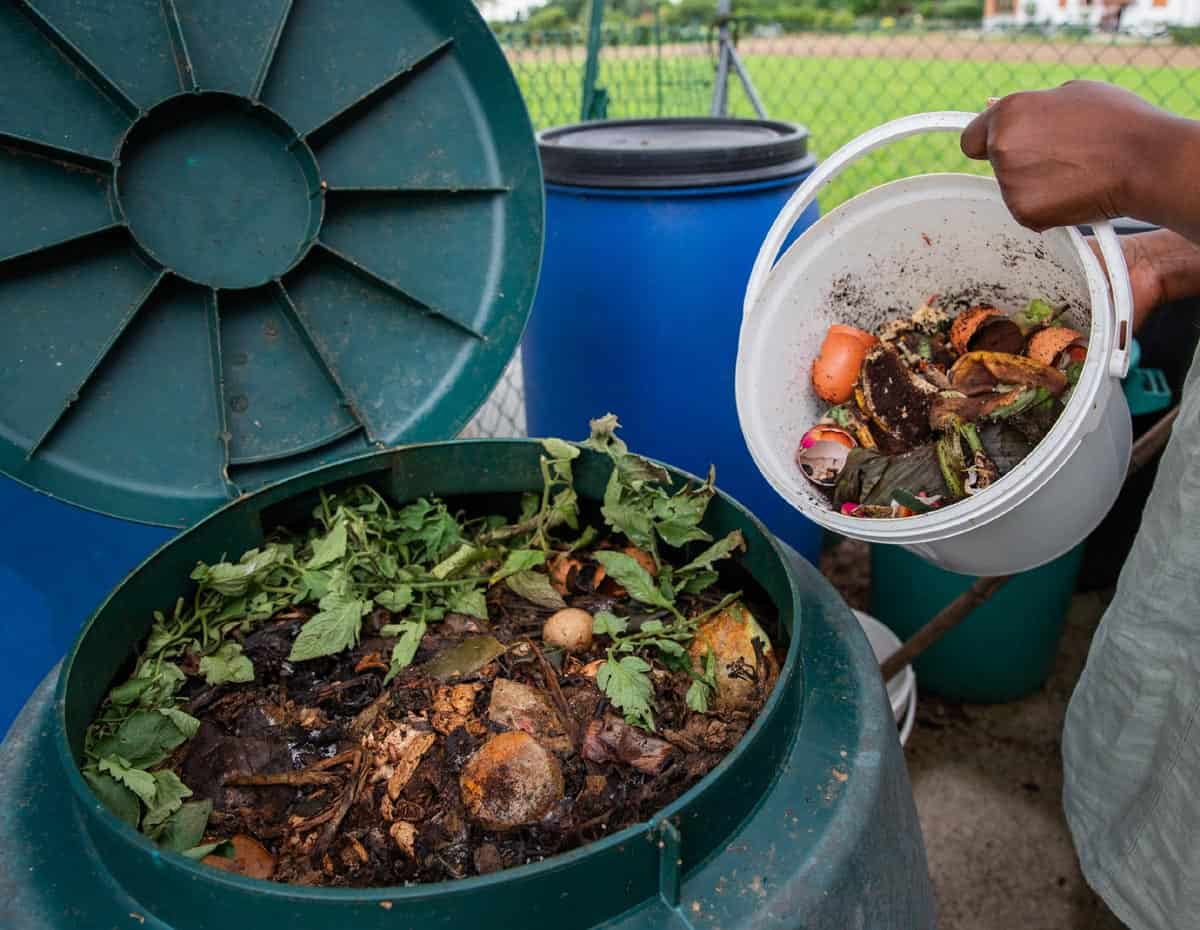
[984,0,1200,33]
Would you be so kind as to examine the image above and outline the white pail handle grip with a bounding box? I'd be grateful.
[742,110,1134,380]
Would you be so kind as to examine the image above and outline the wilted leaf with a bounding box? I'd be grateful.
[592,611,628,637]
[159,708,200,740]
[420,635,507,680]
[142,770,193,830]
[490,549,546,586]
[541,437,580,461]
[597,656,655,731]
[288,591,371,662]
[199,643,254,686]
[190,545,289,597]
[593,551,674,612]
[685,679,711,713]
[98,755,157,807]
[446,586,489,620]
[156,800,213,853]
[383,620,427,683]
[306,521,347,569]
[678,531,745,576]
[375,586,414,613]
[506,570,567,610]
[91,709,193,768]
[83,769,141,828]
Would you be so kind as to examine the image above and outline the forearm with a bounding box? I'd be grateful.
[1135,228,1200,306]
[1123,115,1200,244]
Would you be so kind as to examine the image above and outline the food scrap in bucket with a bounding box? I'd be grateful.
[80,417,781,887]
[797,298,1087,518]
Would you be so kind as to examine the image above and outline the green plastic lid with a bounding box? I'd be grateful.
[0,0,543,527]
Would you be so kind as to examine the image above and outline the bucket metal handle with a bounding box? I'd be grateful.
[743,110,1134,379]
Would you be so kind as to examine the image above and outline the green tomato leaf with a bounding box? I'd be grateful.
[384,620,427,684]
[295,569,332,603]
[159,708,201,741]
[446,587,489,620]
[181,840,228,861]
[592,611,628,637]
[682,570,719,595]
[97,755,158,807]
[490,549,546,586]
[596,655,656,732]
[541,437,580,461]
[306,521,347,569]
[288,590,371,662]
[506,570,566,610]
[199,643,255,686]
[156,800,213,854]
[83,769,141,828]
[91,709,192,768]
[432,543,488,580]
[375,586,414,613]
[685,679,711,714]
[142,770,193,830]
[593,551,674,611]
[677,530,746,576]
[640,619,665,634]
[191,545,289,597]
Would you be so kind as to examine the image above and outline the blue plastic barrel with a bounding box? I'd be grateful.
[523,118,822,562]
[0,480,171,735]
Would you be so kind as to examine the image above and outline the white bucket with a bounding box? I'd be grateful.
[736,112,1134,576]
[853,609,917,747]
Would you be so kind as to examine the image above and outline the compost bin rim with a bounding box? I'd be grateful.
[53,438,805,907]
[537,117,814,189]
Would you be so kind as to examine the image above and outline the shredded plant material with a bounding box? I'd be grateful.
[80,416,780,886]
[798,298,1087,518]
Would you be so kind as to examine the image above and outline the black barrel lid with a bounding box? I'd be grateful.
[538,117,814,189]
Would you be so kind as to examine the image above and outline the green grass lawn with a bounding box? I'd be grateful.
[510,48,1200,209]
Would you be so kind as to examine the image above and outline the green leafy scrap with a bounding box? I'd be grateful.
[506,570,566,609]
[597,654,656,731]
[306,521,347,569]
[592,551,680,619]
[382,620,427,684]
[289,590,372,662]
[97,755,158,807]
[142,770,193,830]
[490,549,546,586]
[199,643,254,686]
[686,648,719,714]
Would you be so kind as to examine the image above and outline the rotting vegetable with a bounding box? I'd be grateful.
[804,297,1087,518]
[80,416,779,886]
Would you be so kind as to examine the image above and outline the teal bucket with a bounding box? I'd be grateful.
[869,543,1084,702]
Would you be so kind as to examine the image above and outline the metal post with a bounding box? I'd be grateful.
[580,0,608,121]
[709,0,766,119]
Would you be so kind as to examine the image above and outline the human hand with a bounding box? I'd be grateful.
[1088,229,1200,331]
[961,82,1187,233]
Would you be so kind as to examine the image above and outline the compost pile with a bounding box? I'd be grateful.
[798,297,1089,517]
[80,417,779,887]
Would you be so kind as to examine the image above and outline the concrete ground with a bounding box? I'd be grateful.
[821,541,1128,930]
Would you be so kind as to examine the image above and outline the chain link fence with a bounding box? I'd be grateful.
[464,22,1200,439]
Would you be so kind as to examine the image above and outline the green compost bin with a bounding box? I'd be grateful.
[0,0,935,925]
[1,443,935,929]
[870,543,1084,702]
